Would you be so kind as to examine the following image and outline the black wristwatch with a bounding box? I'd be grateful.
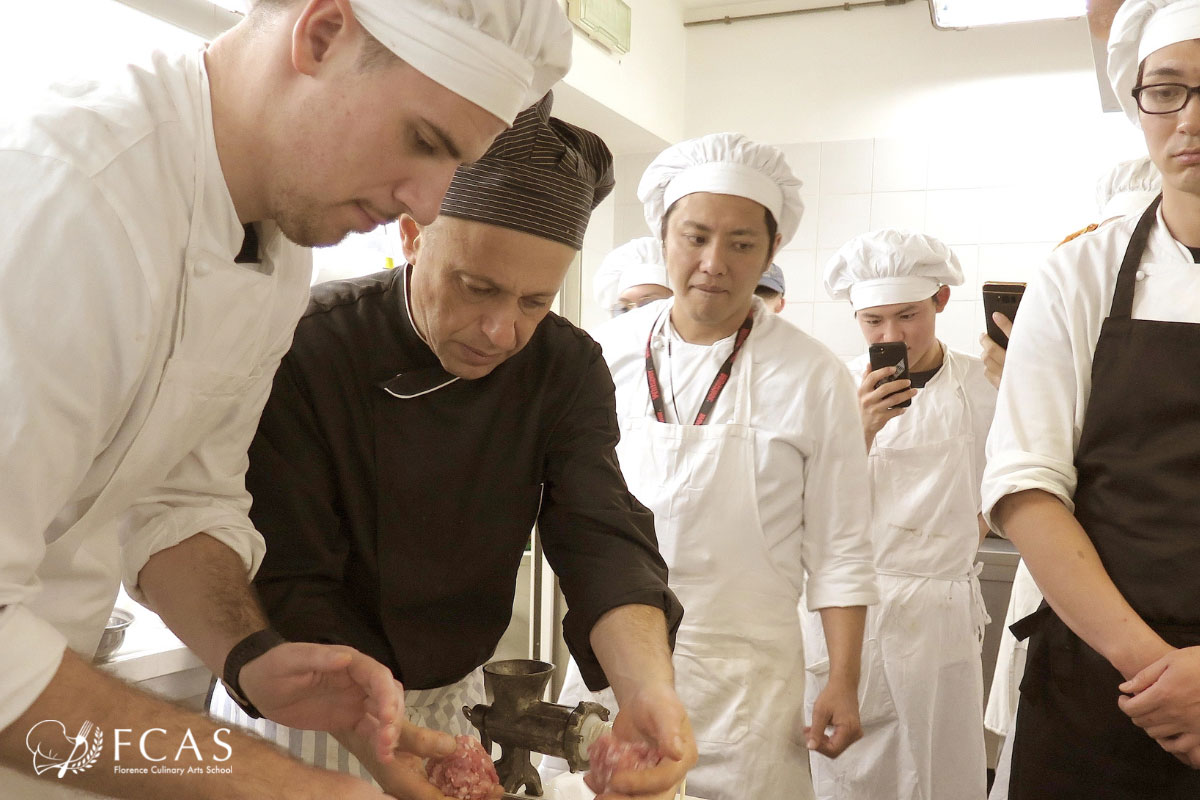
[221,628,287,719]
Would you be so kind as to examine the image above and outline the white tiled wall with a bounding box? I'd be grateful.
[588,130,1141,362]
[775,132,1096,360]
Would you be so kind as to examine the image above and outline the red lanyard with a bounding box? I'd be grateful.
[644,311,754,425]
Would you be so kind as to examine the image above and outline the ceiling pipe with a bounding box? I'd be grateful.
[111,0,242,40]
[684,0,912,28]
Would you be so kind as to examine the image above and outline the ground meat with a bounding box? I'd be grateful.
[583,733,663,794]
[426,735,501,800]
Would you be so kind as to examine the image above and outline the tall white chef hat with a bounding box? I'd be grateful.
[1096,155,1162,220]
[616,263,671,297]
[593,237,668,310]
[1108,0,1200,125]
[348,0,573,125]
[638,133,804,249]
[824,229,962,311]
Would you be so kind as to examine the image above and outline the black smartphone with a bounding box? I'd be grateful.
[982,281,1026,349]
[868,341,911,409]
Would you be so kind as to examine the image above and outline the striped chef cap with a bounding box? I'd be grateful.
[439,93,615,250]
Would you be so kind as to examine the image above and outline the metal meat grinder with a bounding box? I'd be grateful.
[463,659,611,797]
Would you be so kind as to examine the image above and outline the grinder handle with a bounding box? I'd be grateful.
[462,704,492,751]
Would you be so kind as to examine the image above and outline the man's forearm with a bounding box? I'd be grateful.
[0,649,309,800]
[137,533,268,675]
[817,605,866,687]
[589,604,673,704]
[994,489,1171,678]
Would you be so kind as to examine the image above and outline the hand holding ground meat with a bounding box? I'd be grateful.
[425,736,503,800]
[584,733,663,793]
[591,683,695,800]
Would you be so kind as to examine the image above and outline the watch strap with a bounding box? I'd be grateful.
[221,628,286,720]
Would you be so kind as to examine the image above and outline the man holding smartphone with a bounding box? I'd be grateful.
[809,228,997,800]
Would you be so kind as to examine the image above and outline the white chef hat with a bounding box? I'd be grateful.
[1096,155,1162,220]
[824,229,962,311]
[348,0,573,125]
[593,237,667,310]
[617,264,671,296]
[638,133,804,249]
[1108,0,1200,125]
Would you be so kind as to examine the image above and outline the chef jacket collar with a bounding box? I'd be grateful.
[192,47,287,270]
[1153,202,1199,262]
[379,263,461,399]
[194,48,247,260]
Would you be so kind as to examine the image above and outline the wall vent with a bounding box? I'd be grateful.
[567,0,632,54]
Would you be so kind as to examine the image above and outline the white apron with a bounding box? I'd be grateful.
[987,711,1018,800]
[806,348,989,800]
[983,558,1040,736]
[544,311,812,800]
[983,560,1040,800]
[209,667,487,779]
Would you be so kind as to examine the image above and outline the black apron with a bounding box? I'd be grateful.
[1008,196,1200,798]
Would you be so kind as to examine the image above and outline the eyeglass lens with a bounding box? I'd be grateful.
[1136,83,1198,114]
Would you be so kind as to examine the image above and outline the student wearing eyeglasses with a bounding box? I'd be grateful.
[981,1,1200,796]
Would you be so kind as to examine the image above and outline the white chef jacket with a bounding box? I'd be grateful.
[982,207,1200,527]
[592,298,879,611]
[850,345,995,574]
[0,46,311,738]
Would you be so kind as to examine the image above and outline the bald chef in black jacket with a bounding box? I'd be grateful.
[209,95,696,800]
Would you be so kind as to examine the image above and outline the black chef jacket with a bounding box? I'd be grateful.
[248,267,682,691]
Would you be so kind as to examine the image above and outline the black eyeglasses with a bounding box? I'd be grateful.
[1131,83,1200,115]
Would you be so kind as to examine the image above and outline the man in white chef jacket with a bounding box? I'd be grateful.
[983,0,1200,796]
[810,229,995,800]
[545,133,879,800]
[0,1,571,797]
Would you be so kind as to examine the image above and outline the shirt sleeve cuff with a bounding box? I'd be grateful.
[565,588,683,693]
[981,452,1077,534]
[0,605,68,732]
[120,506,265,604]
[805,566,880,612]
[806,554,883,609]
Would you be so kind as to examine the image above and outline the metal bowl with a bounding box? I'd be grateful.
[93,608,135,662]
